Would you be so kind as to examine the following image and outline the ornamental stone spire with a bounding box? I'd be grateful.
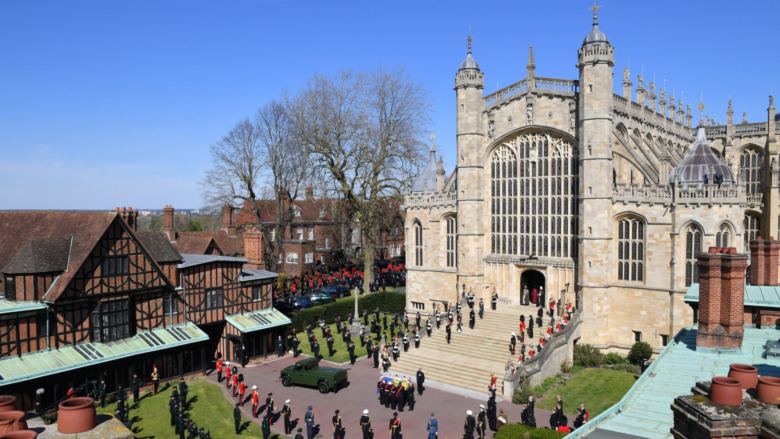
[527,45,536,79]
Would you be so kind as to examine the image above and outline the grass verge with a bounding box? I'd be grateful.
[535,368,638,417]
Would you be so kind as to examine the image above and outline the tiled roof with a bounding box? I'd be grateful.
[177,231,243,256]
[135,232,182,263]
[574,326,780,439]
[171,235,220,255]
[0,323,207,387]
[3,236,72,274]
[235,199,336,225]
[684,283,780,309]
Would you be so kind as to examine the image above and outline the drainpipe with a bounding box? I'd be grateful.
[180,272,187,324]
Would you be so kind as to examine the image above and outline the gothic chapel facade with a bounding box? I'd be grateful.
[403,12,779,352]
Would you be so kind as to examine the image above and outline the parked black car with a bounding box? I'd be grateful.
[306,291,336,306]
[322,285,350,299]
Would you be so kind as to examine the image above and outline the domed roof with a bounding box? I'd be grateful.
[411,144,439,192]
[459,52,480,71]
[670,128,735,186]
[582,23,609,45]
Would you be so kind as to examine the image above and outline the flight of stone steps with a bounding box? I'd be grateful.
[388,302,546,397]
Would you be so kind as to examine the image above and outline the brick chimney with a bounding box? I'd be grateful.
[749,237,780,286]
[163,205,176,242]
[115,207,138,231]
[243,226,265,270]
[221,205,236,236]
[696,247,748,350]
[305,186,314,202]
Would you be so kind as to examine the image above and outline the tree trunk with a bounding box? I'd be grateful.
[363,239,375,290]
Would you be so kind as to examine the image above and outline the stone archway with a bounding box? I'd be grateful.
[520,269,545,306]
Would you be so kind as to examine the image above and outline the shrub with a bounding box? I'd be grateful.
[573,343,604,367]
[512,377,535,404]
[288,292,406,331]
[560,360,572,374]
[605,352,628,364]
[530,428,568,439]
[628,341,653,364]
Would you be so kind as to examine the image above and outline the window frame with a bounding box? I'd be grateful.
[617,217,645,283]
[101,256,130,276]
[92,299,132,342]
[205,289,223,310]
[286,252,299,265]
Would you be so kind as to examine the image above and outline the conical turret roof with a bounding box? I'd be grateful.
[670,128,734,186]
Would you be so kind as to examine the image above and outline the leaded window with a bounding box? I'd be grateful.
[92,299,131,342]
[744,214,760,251]
[490,131,578,258]
[446,217,456,267]
[205,289,223,310]
[102,256,129,276]
[685,225,702,287]
[617,217,644,282]
[740,147,763,195]
[414,222,423,266]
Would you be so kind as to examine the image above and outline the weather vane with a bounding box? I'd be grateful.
[589,1,603,23]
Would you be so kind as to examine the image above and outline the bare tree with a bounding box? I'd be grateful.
[287,65,431,285]
[200,101,311,271]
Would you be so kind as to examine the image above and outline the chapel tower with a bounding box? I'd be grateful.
[454,36,486,293]
[576,6,615,344]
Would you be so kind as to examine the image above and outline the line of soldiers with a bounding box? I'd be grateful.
[167,378,209,439]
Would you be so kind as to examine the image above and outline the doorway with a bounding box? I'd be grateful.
[520,269,545,306]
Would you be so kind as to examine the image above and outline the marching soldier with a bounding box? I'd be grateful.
[477,405,487,439]
[389,382,398,410]
[188,420,198,439]
[383,380,392,407]
[389,412,402,439]
[251,385,259,418]
[487,394,498,431]
[378,379,386,405]
[282,399,292,434]
[225,362,232,389]
[360,409,372,439]
[406,383,416,411]
[510,332,516,355]
[238,378,246,406]
[169,399,178,426]
[464,409,476,439]
[305,406,315,439]
[332,409,344,439]
[176,412,185,439]
[266,392,275,425]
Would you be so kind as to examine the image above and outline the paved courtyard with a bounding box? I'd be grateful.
[207,353,566,438]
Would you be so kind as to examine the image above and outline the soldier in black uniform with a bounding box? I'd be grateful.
[383,381,392,407]
[528,315,534,339]
[198,427,207,439]
[266,393,275,424]
[479,298,485,319]
[292,335,300,357]
[415,312,421,328]
[179,378,188,406]
[373,344,380,368]
[282,399,292,434]
[326,336,335,357]
[131,373,141,401]
[389,412,401,439]
[313,340,321,359]
[477,405,487,439]
[295,427,305,439]
[262,415,271,439]
[332,409,344,439]
[446,321,452,344]
[426,318,432,337]
[406,383,415,411]
[388,319,395,338]
[396,383,406,411]
[389,383,398,409]
[382,313,388,330]
[378,379,386,405]
[347,340,356,365]
[171,386,179,408]
[464,409,476,439]
[169,399,178,426]
[402,332,409,352]
[487,394,497,431]
[414,331,421,348]
[98,379,107,407]
[176,412,185,439]
[233,402,242,434]
[416,368,425,395]
[360,409,372,439]
[188,420,197,439]
[469,309,476,329]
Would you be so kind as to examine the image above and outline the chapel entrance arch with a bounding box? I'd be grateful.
[520,269,545,306]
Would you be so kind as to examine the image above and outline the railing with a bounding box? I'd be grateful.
[746,193,764,205]
[613,95,628,105]
[403,191,457,208]
[613,182,746,205]
[705,126,727,136]
[534,77,578,93]
[484,79,528,107]
[735,122,767,134]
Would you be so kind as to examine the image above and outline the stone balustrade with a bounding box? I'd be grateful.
[403,191,457,208]
[613,182,747,206]
[483,77,578,108]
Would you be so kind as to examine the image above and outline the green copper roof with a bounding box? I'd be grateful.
[0,299,48,315]
[684,283,780,309]
[225,308,290,333]
[0,323,207,387]
[571,325,780,439]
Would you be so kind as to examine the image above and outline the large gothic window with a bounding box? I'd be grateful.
[685,225,702,287]
[716,224,731,248]
[744,214,760,251]
[740,147,762,195]
[617,217,644,282]
[446,217,456,268]
[490,131,578,258]
[414,222,423,266]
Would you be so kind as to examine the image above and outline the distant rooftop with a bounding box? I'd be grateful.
[573,326,780,439]
[177,253,247,269]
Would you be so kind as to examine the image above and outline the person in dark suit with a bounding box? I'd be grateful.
[416,368,425,395]
[233,403,242,434]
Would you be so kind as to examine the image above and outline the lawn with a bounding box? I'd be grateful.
[97,378,269,438]
[295,322,373,364]
[536,368,638,417]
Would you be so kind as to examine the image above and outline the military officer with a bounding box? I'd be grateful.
[426,318,432,337]
[282,399,292,434]
[464,409,476,439]
[332,409,344,439]
[388,412,402,439]
[477,405,487,439]
[266,392,275,424]
[305,406,315,439]
[416,368,425,395]
[427,413,438,439]
[360,409,372,439]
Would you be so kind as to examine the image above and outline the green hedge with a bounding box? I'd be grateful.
[288,292,406,332]
[495,423,568,439]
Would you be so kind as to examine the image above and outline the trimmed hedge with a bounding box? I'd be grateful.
[495,423,568,439]
[288,292,406,332]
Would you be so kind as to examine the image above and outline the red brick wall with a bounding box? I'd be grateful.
[750,239,780,287]
[243,227,265,270]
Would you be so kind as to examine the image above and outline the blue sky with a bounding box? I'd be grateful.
[1,0,777,209]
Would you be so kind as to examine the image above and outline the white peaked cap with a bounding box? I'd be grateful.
[363,409,369,414]
[467,410,473,415]
[480,404,485,409]
[252,385,257,390]
[286,399,291,404]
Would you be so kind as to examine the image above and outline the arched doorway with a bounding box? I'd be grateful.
[520,269,545,306]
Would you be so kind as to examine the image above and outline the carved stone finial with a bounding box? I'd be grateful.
[743,111,748,123]
[527,45,536,77]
